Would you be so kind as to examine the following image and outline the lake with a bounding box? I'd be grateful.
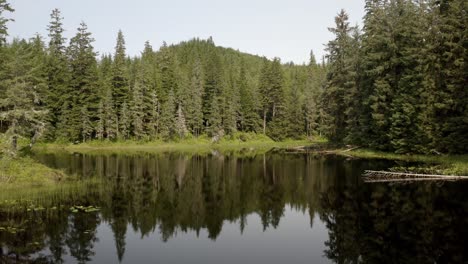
[1,151,467,263]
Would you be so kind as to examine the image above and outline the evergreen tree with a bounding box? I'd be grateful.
[206,96,223,137]
[131,78,144,139]
[96,100,104,140]
[103,87,117,140]
[185,59,204,136]
[238,61,260,132]
[322,9,355,143]
[44,8,70,140]
[81,105,92,142]
[160,89,176,139]
[0,0,13,46]
[203,47,223,133]
[159,42,177,103]
[428,0,468,153]
[63,22,98,141]
[175,104,188,138]
[258,58,284,136]
[119,101,129,140]
[0,38,47,152]
[222,72,239,135]
[111,30,129,110]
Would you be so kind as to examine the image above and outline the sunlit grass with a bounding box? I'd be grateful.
[35,132,316,155]
[0,156,67,187]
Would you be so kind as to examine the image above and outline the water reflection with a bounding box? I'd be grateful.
[1,152,466,263]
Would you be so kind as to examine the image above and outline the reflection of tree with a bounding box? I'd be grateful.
[66,212,99,264]
[4,153,467,263]
[46,209,69,264]
[320,182,468,263]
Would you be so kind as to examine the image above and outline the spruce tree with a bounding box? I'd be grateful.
[119,101,129,140]
[186,59,204,136]
[322,9,355,143]
[0,38,47,152]
[202,47,223,133]
[238,61,260,132]
[44,8,70,140]
[159,89,176,140]
[131,78,144,139]
[111,30,129,110]
[175,104,188,138]
[63,22,98,141]
[0,0,13,46]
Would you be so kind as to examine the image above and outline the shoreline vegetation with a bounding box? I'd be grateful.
[0,138,467,201]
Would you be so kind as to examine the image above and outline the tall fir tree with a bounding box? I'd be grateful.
[111,30,129,110]
[0,38,47,152]
[44,8,70,140]
[238,61,260,132]
[322,9,355,143]
[60,22,98,142]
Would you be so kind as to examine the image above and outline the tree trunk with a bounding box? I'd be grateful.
[12,135,17,151]
[263,109,267,135]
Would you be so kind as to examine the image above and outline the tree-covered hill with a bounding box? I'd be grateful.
[0,0,466,154]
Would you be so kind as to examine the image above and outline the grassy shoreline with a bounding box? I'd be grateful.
[35,138,317,154]
[332,148,468,176]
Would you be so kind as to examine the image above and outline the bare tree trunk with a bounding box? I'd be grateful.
[263,109,267,135]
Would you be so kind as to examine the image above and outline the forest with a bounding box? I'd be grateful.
[0,0,466,154]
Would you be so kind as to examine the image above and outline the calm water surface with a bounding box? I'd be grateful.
[1,152,466,263]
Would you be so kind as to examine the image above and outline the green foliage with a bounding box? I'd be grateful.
[0,3,466,154]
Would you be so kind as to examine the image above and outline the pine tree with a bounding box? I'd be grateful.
[304,51,324,138]
[238,61,260,132]
[0,0,13,46]
[147,90,160,138]
[103,87,117,140]
[180,59,203,136]
[222,72,239,135]
[131,78,144,139]
[0,38,47,152]
[96,100,104,140]
[44,8,70,140]
[111,30,129,110]
[388,0,429,153]
[322,9,355,143]
[159,42,177,103]
[119,101,129,140]
[81,105,92,142]
[428,0,468,153]
[175,104,188,138]
[206,96,223,137]
[159,89,176,140]
[203,48,223,133]
[64,22,99,142]
[258,58,284,136]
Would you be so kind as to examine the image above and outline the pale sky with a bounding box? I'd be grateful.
[6,0,365,64]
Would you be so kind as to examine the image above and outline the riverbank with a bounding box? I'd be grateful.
[0,156,68,188]
[35,136,318,154]
[332,148,468,176]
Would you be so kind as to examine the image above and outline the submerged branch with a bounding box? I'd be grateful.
[362,170,468,183]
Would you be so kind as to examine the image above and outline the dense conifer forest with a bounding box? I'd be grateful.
[0,0,466,154]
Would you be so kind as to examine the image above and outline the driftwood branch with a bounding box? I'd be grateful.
[362,170,468,183]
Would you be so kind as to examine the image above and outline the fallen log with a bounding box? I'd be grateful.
[362,170,468,183]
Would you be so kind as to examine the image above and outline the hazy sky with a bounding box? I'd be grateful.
[7,0,365,64]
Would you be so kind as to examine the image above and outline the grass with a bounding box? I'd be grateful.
[0,156,67,187]
[333,148,468,176]
[35,132,318,155]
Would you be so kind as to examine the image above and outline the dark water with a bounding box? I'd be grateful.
[1,152,467,263]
